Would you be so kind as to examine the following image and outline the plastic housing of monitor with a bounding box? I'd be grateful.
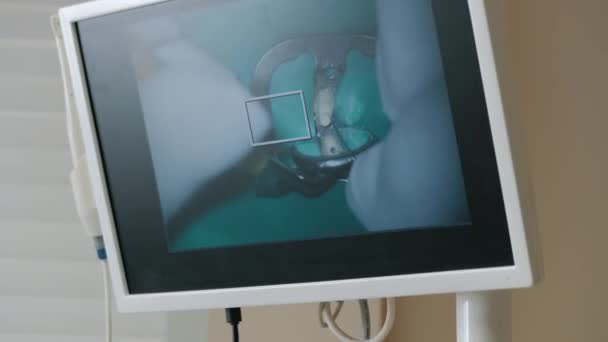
[56,0,541,314]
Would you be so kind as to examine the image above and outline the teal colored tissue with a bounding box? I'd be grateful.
[269,54,316,139]
[268,51,390,145]
[336,51,390,138]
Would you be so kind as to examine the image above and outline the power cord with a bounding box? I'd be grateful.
[319,300,371,339]
[225,307,242,342]
[101,261,112,342]
[95,237,113,342]
[319,298,396,342]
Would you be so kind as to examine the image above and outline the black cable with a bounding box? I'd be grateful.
[231,323,239,342]
[225,307,242,342]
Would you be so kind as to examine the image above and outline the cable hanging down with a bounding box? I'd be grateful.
[101,260,113,342]
[226,307,242,342]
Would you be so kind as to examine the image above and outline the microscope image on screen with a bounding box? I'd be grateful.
[128,0,471,252]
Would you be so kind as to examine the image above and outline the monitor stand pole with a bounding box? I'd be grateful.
[456,291,511,342]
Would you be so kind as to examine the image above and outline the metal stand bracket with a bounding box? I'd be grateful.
[457,291,511,342]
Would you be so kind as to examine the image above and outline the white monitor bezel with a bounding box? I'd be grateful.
[58,0,538,313]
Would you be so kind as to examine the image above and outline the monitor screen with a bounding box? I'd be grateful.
[130,0,471,252]
[75,0,514,295]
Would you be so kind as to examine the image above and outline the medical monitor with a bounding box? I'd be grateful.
[58,0,538,312]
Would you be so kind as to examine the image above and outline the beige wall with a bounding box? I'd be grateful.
[389,0,608,341]
[208,0,608,341]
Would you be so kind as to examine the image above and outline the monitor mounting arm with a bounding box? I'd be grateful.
[456,291,512,342]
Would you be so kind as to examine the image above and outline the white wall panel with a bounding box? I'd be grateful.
[0,258,102,298]
[0,147,70,185]
[0,220,92,260]
[0,114,67,148]
[0,334,163,342]
[0,296,167,337]
[0,41,59,77]
[6,0,84,8]
[0,76,64,112]
[0,3,56,41]
[0,184,77,221]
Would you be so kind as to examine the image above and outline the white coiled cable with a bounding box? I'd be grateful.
[319,298,396,342]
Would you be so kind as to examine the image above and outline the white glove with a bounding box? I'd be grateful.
[346,0,470,231]
[135,31,270,223]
